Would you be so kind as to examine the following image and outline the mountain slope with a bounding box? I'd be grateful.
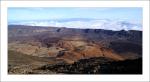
[8,25,142,64]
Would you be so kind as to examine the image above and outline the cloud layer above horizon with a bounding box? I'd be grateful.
[9,19,142,31]
[8,7,142,30]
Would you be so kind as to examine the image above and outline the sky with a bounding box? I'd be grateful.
[8,7,142,30]
[8,7,142,22]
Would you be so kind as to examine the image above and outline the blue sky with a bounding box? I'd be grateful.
[8,7,142,23]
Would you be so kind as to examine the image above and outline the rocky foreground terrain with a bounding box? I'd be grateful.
[8,25,142,74]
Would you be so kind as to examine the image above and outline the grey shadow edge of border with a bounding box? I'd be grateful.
[1,74,148,82]
[1,0,150,1]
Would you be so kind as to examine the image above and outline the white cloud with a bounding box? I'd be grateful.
[9,19,142,31]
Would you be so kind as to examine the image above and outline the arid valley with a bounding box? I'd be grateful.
[8,25,142,74]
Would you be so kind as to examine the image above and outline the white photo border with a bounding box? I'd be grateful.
[0,1,149,81]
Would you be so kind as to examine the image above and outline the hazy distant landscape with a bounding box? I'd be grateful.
[8,8,142,74]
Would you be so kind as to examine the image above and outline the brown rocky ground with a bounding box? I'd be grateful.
[8,25,142,74]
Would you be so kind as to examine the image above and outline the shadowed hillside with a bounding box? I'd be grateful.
[37,57,142,74]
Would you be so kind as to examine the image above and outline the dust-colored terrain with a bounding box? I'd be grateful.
[8,25,142,74]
